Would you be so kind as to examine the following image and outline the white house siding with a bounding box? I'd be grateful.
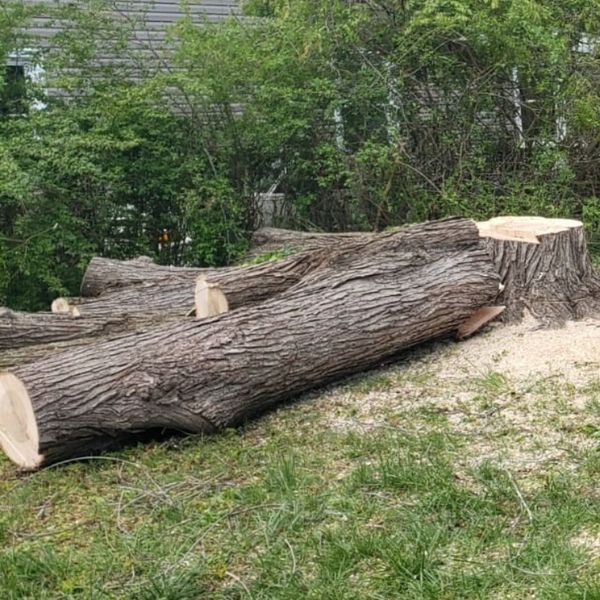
[10,0,242,93]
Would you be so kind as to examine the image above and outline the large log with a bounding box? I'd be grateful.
[65,217,480,319]
[479,216,600,323]
[251,217,600,324]
[0,218,501,469]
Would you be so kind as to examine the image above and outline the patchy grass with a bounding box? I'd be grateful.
[2,323,600,599]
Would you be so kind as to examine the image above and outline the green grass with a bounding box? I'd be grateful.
[2,344,600,599]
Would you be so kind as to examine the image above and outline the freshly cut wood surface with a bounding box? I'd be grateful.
[0,218,500,469]
[456,306,506,339]
[194,278,229,319]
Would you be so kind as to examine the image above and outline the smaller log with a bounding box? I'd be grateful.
[80,256,214,297]
[247,227,374,259]
[5,303,189,353]
[0,308,135,351]
[59,252,329,321]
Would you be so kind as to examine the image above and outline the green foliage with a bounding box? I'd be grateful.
[174,0,600,235]
[2,0,600,309]
[183,176,247,266]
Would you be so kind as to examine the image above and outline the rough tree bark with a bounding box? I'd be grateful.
[202,219,491,314]
[247,227,375,259]
[479,216,600,324]
[80,256,215,297]
[0,309,137,351]
[0,218,500,469]
[6,253,332,351]
[0,339,94,371]
[251,217,600,325]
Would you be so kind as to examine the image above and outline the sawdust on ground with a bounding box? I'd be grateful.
[315,315,600,478]
[438,314,600,382]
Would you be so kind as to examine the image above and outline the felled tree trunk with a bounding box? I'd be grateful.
[200,218,486,315]
[247,227,374,259]
[80,256,214,297]
[0,218,500,469]
[57,252,332,320]
[251,217,600,325]
[10,253,330,352]
[479,216,600,324]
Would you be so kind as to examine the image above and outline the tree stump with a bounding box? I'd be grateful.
[478,216,600,324]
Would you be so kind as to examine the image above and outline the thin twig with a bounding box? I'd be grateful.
[285,538,297,578]
[226,570,253,599]
[503,468,533,524]
[158,502,284,579]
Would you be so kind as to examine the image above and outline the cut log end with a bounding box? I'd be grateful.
[0,373,41,470]
[194,277,229,320]
[51,298,71,314]
[477,215,582,244]
[51,298,81,318]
